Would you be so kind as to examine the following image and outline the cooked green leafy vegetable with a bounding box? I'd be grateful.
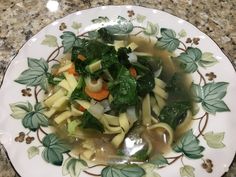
[80,110,104,133]
[109,65,138,112]
[159,102,190,129]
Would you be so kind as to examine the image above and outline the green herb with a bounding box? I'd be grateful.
[159,102,190,129]
[80,110,104,133]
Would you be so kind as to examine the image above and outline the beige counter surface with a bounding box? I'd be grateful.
[0,0,235,177]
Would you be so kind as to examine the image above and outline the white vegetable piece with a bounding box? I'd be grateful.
[127,53,138,63]
[85,77,103,92]
[88,103,104,119]
[126,106,138,126]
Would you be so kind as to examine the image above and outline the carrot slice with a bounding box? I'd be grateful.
[78,105,86,112]
[129,67,137,78]
[77,54,86,61]
[67,64,78,76]
[85,85,109,101]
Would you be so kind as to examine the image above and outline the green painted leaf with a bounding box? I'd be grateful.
[149,154,168,167]
[15,58,49,90]
[41,35,58,47]
[60,31,82,53]
[101,164,145,177]
[156,28,180,52]
[202,82,230,114]
[180,165,195,177]
[143,21,158,36]
[71,22,82,30]
[42,134,71,166]
[141,163,161,177]
[27,146,40,159]
[104,16,133,35]
[198,52,218,68]
[177,47,202,73]
[10,101,33,119]
[62,157,88,177]
[91,16,109,23]
[191,83,204,102]
[204,131,225,149]
[172,129,205,159]
[22,111,48,131]
[178,29,187,38]
[136,14,146,23]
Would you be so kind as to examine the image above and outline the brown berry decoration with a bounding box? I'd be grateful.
[201,159,213,173]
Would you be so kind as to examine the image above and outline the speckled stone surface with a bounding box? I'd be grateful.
[0,0,235,177]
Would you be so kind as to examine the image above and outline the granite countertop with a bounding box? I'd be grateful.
[0,0,235,177]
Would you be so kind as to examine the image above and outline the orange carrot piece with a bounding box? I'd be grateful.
[77,54,86,61]
[67,64,78,76]
[85,85,109,101]
[129,67,137,78]
[78,105,86,112]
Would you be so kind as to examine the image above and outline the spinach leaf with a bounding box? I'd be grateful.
[70,77,90,101]
[109,65,138,112]
[132,61,155,97]
[71,39,117,77]
[47,73,65,85]
[136,71,155,97]
[117,47,131,68]
[97,28,114,43]
[159,102,190,129]
[137,56,162,73]
[80,110,104,133]
[166,73,181,92]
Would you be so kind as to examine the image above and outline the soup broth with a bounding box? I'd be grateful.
[47,36,194,164]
